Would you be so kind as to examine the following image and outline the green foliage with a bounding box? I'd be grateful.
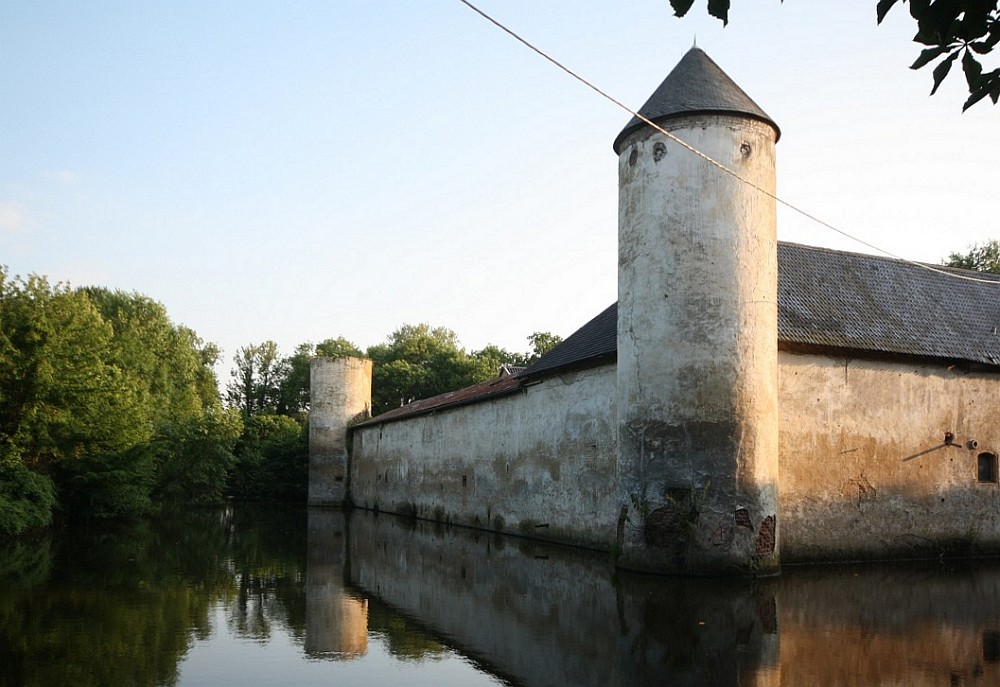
[315,336,364,359]
[226,341,286,417]
[0,464,56,536]
[0,536,52,590]
[229,414,308,501]
[0,271,149,471]
[0,267,233,530]
[277,342,316,417]
[472,344,528,378]
[879,0,1000,110]
[944,239,1000,273]
[53,445,159,519]
[469,332,562,379]
[367,324,483,414]
[362,326,566,414]
[671,0,1000,109]
[154,406,242,505]
[527,331,563,361]
[80,288,218,426]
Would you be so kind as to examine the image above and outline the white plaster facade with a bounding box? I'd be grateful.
[616,113,780,574]
[778,351,1000,561]
[343,353,1000,564]
[309,357,373,506]
[350,363,618,550]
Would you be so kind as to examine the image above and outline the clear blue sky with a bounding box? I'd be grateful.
[2,1,997,377]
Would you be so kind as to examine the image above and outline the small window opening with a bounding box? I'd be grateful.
[977,453,998,483]
[984,631,1000,663]
[462,475,467,488]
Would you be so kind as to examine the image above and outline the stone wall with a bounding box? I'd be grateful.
[328,350,1000,566]
[616,114,779,574]
[349,363,618,550]
[778,350,1000,562]
[309,357,372,506]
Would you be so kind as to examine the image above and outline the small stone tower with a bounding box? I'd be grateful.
[614,48,781,575]
[309,357,373,506]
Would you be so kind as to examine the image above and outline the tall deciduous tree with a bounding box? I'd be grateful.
[472,344,528,379]
[668,0,1000,110]
[0,272,147,471]
[227,341,286,418]
[62,288,237,516]
[0,269,237,530]
[944,239,1000,273]
[367,324,482,414]
[527,331,563,362]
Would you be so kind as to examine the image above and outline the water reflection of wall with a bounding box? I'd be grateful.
[308,509,1000,686]
[342,510,778,687]
[305,509,368,658]
[778,564,1000,686]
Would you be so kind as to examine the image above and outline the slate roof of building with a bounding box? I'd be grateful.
[519,302,617,377]
[612,47,780,154]
[777,242,1000,365]
[354,373,524,427]
[359,243,1000,426]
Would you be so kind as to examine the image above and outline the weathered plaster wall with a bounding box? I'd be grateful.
[331,350,1000,566]
[349,363,618,549]
[309,357,373,506]
[778,350,1000,562]
[616,114,779,575]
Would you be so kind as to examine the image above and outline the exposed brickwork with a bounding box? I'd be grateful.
[754,515,776,556]
[644,506,690,549]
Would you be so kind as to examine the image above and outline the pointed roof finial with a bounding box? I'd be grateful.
[612,47,780,153]
[693,35,697,48]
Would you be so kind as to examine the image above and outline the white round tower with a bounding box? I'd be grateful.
[309,356,373,507]
[614,48,780,575]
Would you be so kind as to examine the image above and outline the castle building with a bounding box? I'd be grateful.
[310,48,1000,575]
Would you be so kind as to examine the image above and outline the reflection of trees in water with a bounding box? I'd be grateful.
[227,567,307,643]
[0,505,312,687]
[367,598,450,661]
[0,518,209,687]
[220,504,309,643]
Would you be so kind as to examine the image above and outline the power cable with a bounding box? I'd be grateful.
[457,0,1000,285]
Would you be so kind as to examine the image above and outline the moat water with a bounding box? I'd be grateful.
[2,504,999,687]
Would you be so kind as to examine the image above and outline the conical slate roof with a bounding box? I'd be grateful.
[612,47,779,153]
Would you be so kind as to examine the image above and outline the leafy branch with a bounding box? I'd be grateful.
[880,0,1000,110]
[667,0,1000,110]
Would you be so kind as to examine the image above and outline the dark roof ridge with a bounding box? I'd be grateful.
[777,239,1000,280]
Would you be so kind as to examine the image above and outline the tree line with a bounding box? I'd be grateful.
[226,325,560,420]
[0,265,561,537]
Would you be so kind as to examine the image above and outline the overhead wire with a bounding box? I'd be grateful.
[457,0,1000,286]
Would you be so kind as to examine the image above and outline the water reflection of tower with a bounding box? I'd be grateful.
[306,508,368,658]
